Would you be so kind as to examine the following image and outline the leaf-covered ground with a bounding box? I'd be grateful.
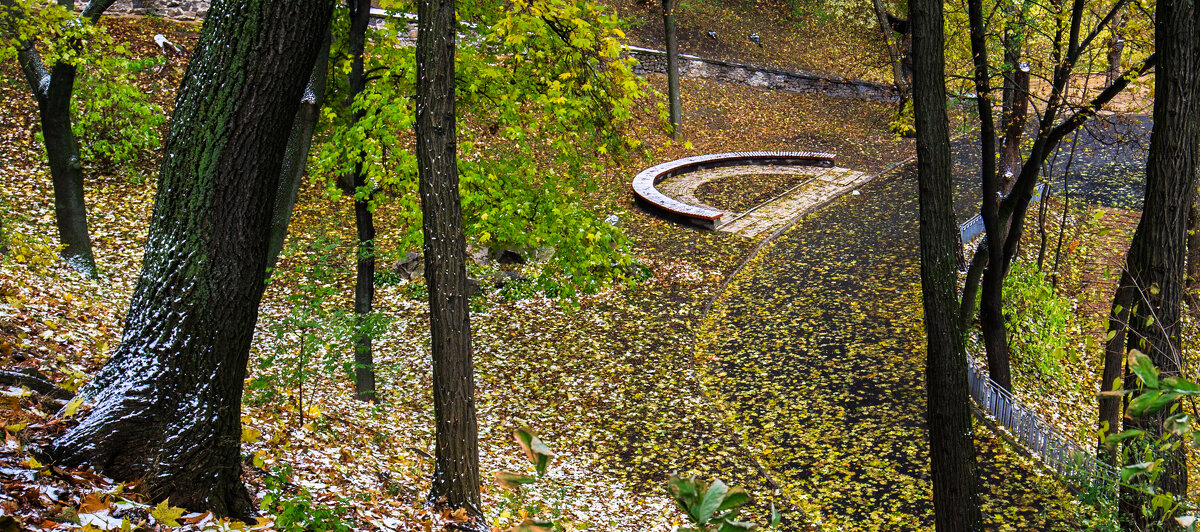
[694,173,812,213]
[0,10,1149,532]
[607,0,894,83]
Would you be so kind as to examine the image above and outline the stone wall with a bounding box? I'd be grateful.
[79,0,209,20]
[628,46,898,102]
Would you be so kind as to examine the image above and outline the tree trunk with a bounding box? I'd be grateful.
[266,34,331,273]
[871,0,908,99]
[1105,7,1127,84]
[43,0,333,517]
[11,0,106,278]
[37,62,96,278]
[912,0,984,527]
[1098,270,1133,466]
[1117,0,1200,522]
[347,0,377,402]
[417,0,483,522]
[663,0,682,139]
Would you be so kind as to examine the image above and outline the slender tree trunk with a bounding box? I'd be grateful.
[663,0,682,139]
[871,0,908,99]
[44,0,333,517]
[37,63,96,277]
[10,0,112,278]
[1105,7,1127,84]
[266,34,331,273]
[1036,183,1050,270]
[912,0,984,527]
[1117,0,1200,522]
[1098,270,1133,465]
[959,242,988,329]
[417,0,482,522]
[346,0,377,402]
[966,0,1014,391]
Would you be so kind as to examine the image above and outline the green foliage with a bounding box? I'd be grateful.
[1102,350,1200,529]
[261,464,354,532]
[1002,260,1077,379]
[888,100,915,138]
[313,0,661,301]
[0,0,101,68]
[666,474,778,532]
[494,428,584,531]
[70,54,167,181]
[248,237,355,413]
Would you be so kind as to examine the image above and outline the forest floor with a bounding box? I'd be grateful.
[0,15,914,532]
[0,7,1165,532]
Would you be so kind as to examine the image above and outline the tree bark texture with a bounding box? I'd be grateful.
[662,0,682,139]
[417,0,483,520]
[347,0,377,402]
[266,33,331,273]
[1117,0,1200,522]
[912,0,985,527]
[44,0,333,517]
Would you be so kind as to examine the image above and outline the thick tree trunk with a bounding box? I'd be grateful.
[347,0,377,402]
[1117,0,1200,523]
[417,0,482,522]
[266,34,331,273]
[43,0,333,517]
[662,0,682,139]
[912,0,984,527]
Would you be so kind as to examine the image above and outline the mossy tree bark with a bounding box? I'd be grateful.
[1114,0,1200,523]
[417,0,483,523]
[9,0,116,278]
[44,0,333,518]
[912,0,984,527]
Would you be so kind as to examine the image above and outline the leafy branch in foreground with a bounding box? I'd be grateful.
[666,474,779,532]
[1101,349,1200,529]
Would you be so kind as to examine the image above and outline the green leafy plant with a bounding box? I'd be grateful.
[888,100,916,138]
[261,464,354,532]
[495,427,577,532]
[248,237,354,419]
[1101,350,1200,529]
[71,53,168,181]
[666,474,779,532]
[1002,260,1077,379]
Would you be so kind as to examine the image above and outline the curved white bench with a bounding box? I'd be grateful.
[632,151,836,230]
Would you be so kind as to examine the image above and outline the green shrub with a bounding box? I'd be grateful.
[71,53,168,181]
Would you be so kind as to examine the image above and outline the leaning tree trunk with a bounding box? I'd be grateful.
[662,0,682,139]
[1116,0,1200,523]
[266,34,331,273]
[346,0,377,402]
[44,0,333,518]
[417,0,483,522]
[912,0,985,527]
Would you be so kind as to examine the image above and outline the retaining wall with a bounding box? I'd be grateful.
[627,46,899,102]
[79,0,209,20]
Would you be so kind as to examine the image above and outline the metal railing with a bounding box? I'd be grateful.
[965,352,1119,487]
[959,183,1047,246]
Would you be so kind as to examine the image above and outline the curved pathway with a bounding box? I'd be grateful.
[695,120,1151,530]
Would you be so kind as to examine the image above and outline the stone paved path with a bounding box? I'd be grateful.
[656,164,872,238]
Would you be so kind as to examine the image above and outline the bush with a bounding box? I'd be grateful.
[71,53,168,181]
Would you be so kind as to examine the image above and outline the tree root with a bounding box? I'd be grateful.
[0,370,74,400]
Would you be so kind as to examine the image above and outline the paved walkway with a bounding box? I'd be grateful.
[657,164,872,238]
